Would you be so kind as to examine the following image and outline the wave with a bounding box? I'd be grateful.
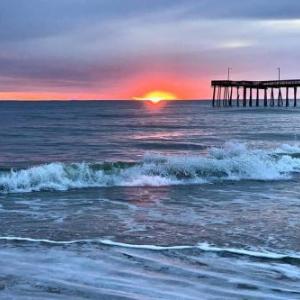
[1,236,300,261]
[1,142,300,193]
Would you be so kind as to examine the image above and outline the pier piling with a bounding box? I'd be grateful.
[270,88,275,107]
[256,88,259,107]
[278,89,283,107]
[264,89,268,107]
[243,88,247,107]
[249,88,253,107]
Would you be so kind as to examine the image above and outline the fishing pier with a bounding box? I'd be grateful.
[211,80,300,107]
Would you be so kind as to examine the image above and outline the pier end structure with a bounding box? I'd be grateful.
[211,80,299,108]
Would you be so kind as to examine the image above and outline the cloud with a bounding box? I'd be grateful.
[1,0,300,99]
[184,0,300,20]
[1,0,299,43]
[0,0,178,42]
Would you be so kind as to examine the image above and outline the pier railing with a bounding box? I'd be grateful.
[211,80,300,107]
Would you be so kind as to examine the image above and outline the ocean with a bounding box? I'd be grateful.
[0,100,300,299]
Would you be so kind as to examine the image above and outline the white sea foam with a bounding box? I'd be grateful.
[196,242,297,260]
[99,239,193,250]
[1,143,300,193]
[1,236,299,261]
[0,236,82,245]
[276,143,300,154]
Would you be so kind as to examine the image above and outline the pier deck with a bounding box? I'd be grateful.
[211,80,300,107]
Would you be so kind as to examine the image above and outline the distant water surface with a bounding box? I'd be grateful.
[0,100,300,299]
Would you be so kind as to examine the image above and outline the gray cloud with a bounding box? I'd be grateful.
[0,0,178,42]
[184,0,300,20]
[1,0,299,42]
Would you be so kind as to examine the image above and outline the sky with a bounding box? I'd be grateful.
[1,0,300,100]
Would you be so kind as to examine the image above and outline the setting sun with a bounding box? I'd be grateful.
[133,91,177,103]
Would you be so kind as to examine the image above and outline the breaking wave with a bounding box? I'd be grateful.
[1,142,300,193]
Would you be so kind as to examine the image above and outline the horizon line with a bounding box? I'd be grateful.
[0,99,209,102]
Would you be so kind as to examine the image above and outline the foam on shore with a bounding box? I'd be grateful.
[1,236,300,261]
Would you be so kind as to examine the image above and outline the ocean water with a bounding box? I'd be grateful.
[1,100,300,299]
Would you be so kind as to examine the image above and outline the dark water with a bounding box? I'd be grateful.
[1,101,300,299]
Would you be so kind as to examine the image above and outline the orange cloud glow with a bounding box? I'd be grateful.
[0,91,105,101]
[122,72,208,101]
[0,72,209,100]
